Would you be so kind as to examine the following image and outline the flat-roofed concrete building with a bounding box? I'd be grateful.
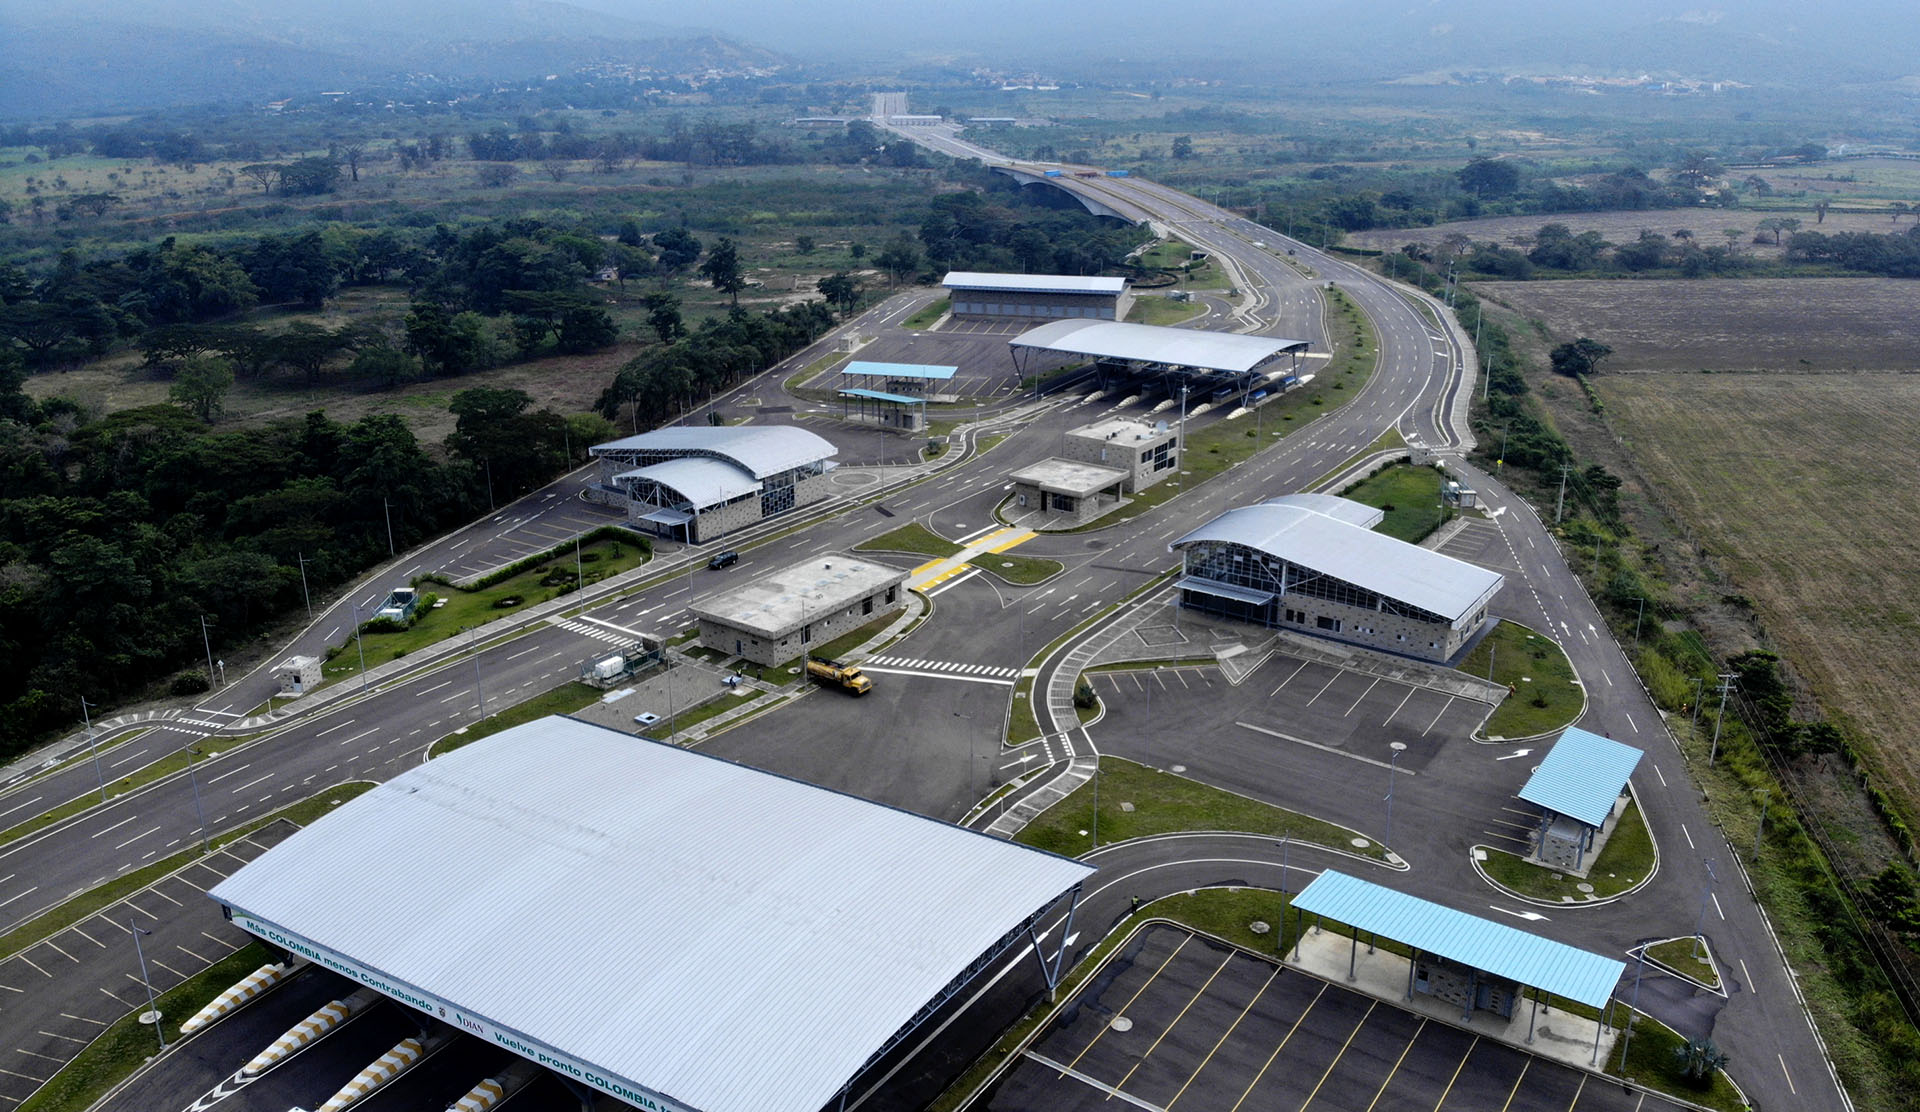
[1059,416,1179,492]
[1009,459,1129,527]
[691,554,907,665]
[1170,494,1504,663]
[943,272,1132,323]
[589,426,836,544]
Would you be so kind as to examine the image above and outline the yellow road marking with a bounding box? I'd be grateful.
[985,530,1037,554]
[1228,981,1328,1112]
[1564,1073,1585,1111]
[1364,1019,1427,1112]
[1430,1035,1479,1111]
[1061,934,1194,1076]
[1108,953,1237,1099]
[1296,1001,1377,1112]
[1166,966,1279,1109]
[1499,1058,1532,1112]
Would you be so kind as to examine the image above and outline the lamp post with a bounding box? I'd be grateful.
[183,746,209,854]
[78,697,108,803]
[1386,742,1407,853]
[198,615,216,687]
[130,920,165,1052]
[350,603,369,692]
[466,626,486,720]
[383,498,395,556]
[296,552,313,620]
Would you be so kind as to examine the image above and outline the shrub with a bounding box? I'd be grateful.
[170,671,210,696]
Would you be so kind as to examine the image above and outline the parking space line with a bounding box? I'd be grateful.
[1295,1001,1376,1111]
[1166,966,1279,1109]
[1269,662,1308,696]
[1363,1018,1426,1112]
[1305,673,1340,706]
[1563,1073,1585,1110]
[1061,933,1194,1076]
[1497,1058,1532,1112]
[1344,678,1381,717]
[1228,981,1328,1112]
[1110,953,1237,1095]
[1382,686,1416,726]
[1430,1035,1479,1111]
[1422,696,1455,737]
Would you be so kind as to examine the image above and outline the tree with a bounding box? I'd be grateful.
[1170,135,1194,160]
[794,234,816,255]
[239,164,281,193]
[643,291,686,343]
[277,157,341,196]
[1549,338,1612,378]
[168,355,235,422]
[268,322,354,384]
[654,227,702,271]
[1756,216,1801,245]
[347,343,420,389]
[476,163,519,188]
[1671,1037,1729,1086]
[1456,157,1521,199]
[337,142,367,183]
[699,237,746,305]
[874,234,922,287]
[818,272,862,316]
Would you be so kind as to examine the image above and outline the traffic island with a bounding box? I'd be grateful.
[1473,797,1657,905]
[1641,936,1724,992]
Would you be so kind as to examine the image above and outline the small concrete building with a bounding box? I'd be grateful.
[1518,727,1644,872]
[589,426,836,544]
[1059,416,1179,493]
[943,272,1132,323]
[1009,459,1129,527]
[1169,494,1504,664]
[691,554,907,666]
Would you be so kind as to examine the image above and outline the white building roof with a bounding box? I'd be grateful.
[211,718,1091,1112]
[1068,416,1175,445]
[943,271,1128,296]
[1265,492,1384,529]
[591,425,835,480]
[1010,319,1309,374]
[1171,496,1503,624]
[1012,458,1130,495]
[615,457,761,510]
[690,554,909,639]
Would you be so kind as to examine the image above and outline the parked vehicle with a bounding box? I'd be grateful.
[804,657,872,695]
[707,550,739,570]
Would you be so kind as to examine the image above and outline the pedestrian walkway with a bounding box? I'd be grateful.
[908,527,1036,592]
[547,617,634,646]
[862,655,1021,681]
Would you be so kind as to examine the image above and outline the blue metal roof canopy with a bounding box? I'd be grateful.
[1519,727,1644,829]
[1292,870,1624,1010]
[840,387,924,405]
[844,361,958,381]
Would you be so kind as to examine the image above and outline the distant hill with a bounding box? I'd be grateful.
[0,0,780,118]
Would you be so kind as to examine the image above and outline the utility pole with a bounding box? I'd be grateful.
[1690,677,1705,732]
[1709,675,1736,767]
[1633,597,1647,642]
[468,626,486,720]
[1555,462,1572,524]
[199,615,216,687]
[296,552,313,620]
[383,498,395,556]
[1752,792,1770,863]
[78,697,108,803]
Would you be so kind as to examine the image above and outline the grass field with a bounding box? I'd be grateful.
[1473,279,1920,372]
[1125,294,1206,326]
[1601,372,1920,812]
[1340,461,1451,543]
[1345,207,1911,260]
[1459,620,1582,739]
[854,522,961,558]
[1479,799,1655,901]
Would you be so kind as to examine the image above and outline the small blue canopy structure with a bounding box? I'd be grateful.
[1519,726,1643,830]
[844,361,957,381]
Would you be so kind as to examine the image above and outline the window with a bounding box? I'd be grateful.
[886,586,897,604]
[863,597,874,615]
[1316,616,1341,632]
[1285,608,1306,624]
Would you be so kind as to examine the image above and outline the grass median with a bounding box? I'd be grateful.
[1461,620,1583,739]
[854,522,961,558]
[967,553,1063,585]
[1477,798,1655,903]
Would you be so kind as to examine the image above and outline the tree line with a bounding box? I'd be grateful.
[1397,220,1920,282]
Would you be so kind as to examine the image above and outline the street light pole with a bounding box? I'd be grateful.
[468,626,486,720]
[1709,674,1736,767]
[130,920,165,1052]
[1633,597,1646,642]
[296,552,313,620]
[78,697,108,803]
[199,615,216,686]
[183,746,209,854]
[383,498,395,556]
[1386,742,1407,852]
[350,603,369,692]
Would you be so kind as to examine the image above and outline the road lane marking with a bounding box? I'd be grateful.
[88,816,137,839]
[228,774,273,795]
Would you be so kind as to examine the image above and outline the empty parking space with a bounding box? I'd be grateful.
[992,925,1689,1112]
[1431,520,1520,578]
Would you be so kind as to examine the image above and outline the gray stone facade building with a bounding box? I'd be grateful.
[1058,416,1179,493]
[589,426,837,545]
[691,555,907,667]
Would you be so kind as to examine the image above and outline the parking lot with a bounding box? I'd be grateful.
[990,924,1687,1112]
[1088,652,1492,775]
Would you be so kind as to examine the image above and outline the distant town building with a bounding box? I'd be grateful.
[943,272,1131,323]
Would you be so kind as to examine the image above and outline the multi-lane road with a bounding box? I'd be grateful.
[0,127,1850,1111]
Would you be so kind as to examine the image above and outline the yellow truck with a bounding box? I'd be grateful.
[805,657,873,695]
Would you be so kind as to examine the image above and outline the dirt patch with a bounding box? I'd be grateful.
[1472,278,1920,372]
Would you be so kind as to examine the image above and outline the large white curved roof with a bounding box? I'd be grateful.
[616,457,761,510]
[212,719,1091,1112]
[1010,319,1308,373]
[591,425,836,479]
[1171,497,1503,623]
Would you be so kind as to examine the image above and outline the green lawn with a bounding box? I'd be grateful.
[1017,757,1392,862]
[1478,799,1655,901]
[428,682,605,757]
[854,522,961,558]
[968,553,1063,585]
[327,535,649,679]
[1126,295,1205,326]
[902,297,950,329]
[1645,936,1721,989]
[1341,462,1454,544]
[1460,621,1583,739]
[1,781,373,963]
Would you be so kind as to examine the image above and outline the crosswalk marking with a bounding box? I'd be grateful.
[865,656,1019,679]
[549,617,636,645]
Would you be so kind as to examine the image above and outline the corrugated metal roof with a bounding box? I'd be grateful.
[1519,726,1644,829]
[1170,500,1503,624]
[1175,576,1277,606]
[590,426,835,479]
[1010,320,1309,373]
[211,719,1092,1112]
[841,387,924,405]
[616,457,760,510]
[943,271,1128,295]
[844,361,958,381]
[1292,871,1625,1009]
[1264,492,1384,529]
